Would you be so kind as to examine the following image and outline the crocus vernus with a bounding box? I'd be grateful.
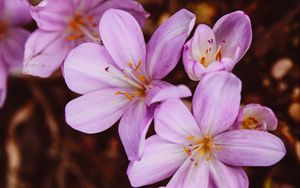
[63,9,195,160]
[232,104,278,131]
[128,72,286,187]
[183,11,252,81]
[0,0,31,107]
[22,0,148,78]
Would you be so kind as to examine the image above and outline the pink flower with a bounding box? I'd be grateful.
[0,0,31,107]
[22,0,148,78]
[183,11,252,80]
[63,9,196,160]
[128,72,285,188]
[232,104,278,131]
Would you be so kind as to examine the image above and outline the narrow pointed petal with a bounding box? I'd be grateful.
[0,62,7,108]
[192,72,241,136]
[154,99,202,144]
[209,158,249,188]
[213,11,252,62]
[128,135,185,187]
[89,0,149,27]
[3,0,31,25]
[234,103,278,131]
[0,27,30,69]
[145,80,191,106]
[65,88,130,134]
[100,9,146,71]
[183,41,225,81]
[23,30,73,78]
[146,9,196,79]
[214,130,286,166]
[167,157,209,188]
[119,100,153,161]
[63,42,131,95]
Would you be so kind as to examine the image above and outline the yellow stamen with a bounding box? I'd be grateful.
[138,75,145,82]
[200,57,206,67]
[215,49,222,61]
[134,60,142,72]
[242,116,259,130]
[67,34,84,41]
[115,90,133,101]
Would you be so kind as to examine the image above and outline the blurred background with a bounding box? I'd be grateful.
[0,0,299,187]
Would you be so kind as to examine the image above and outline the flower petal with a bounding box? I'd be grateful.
[128,135,185,187]
[2,0,31,26]
[0,62,7,108]
[190,24,216,62]
[146,9,195,79]
[99,9,146,71]
[0,27,30,69]
[213,11,252,62]
[167,157,209,188]
[119,100,154,161]
[145,80,191,106]
[182,41,225,81]
[209,158,249,188]
[88,0,149,27]
[234,103,278,131]
[192,71,241,136]
[30,0,69,31]
[65,88,130,134]
[63,42,131,95]
[214,130,286,166]
[23,29,73,78]
[154,99,202,145]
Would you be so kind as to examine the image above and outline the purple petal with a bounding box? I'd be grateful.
[190,24,216,62]
[128,135,185,187]
[65,88,130,134]
[167,157,209,188]
[0,62,7,108]
[213,11,252,62]
[23,29,73,78]
[99,9,146,71]
[234,103,278,131]
[214,130,286,166]
[154,99,202,145]
[192,72,241,136]
[183,41,225,81]
[30,0,70,31]
[2,0,31,26]
[119,100,153,161]
[89,0,149,27]
[63,42,132,95]
[145,80,191,106]
[146,9,195,79]
[209,158,249,188]
[0,27,30,69]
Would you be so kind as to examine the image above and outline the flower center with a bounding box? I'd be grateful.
[67,13,99,42]
[241,116,262,130]
[0,21,7,38]
[105,61,149,101]
[199,46,222,68]
[183,135,221,166]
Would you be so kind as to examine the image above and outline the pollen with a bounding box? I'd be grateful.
[115,90,133,101]
[215,49,222,61]
[134,60,142,72]
[242,116,260,130]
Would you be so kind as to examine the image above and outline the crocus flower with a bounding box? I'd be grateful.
[183,11,252,81]
[0,0,31,107]
[128,72,286,188]
[232,104,278,131]
[63,9,196,160]
[22,0,148,78]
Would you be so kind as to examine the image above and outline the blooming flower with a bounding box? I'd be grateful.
[183,11,252,81]
[232,104,278,131]
[22,0,148,78]
[0,0,31,107]
[128,72,286,188]
[63,9,196,160]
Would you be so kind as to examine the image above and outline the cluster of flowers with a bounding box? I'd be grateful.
[0,0,286,187]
